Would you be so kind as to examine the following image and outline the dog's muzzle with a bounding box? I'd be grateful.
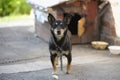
[54,29,63,36]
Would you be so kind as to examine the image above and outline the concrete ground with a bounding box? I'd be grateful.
[1,58,120,80]
[0,17,49,65]
[0,17,120,80]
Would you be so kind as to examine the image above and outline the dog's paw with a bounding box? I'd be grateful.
[66,72,70,74]
[52,74,59,80]
[66,71,71,74]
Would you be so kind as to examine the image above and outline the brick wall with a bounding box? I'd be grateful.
[101,0,120,45]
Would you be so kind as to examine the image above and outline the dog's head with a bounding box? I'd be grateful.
[48,13,71,40]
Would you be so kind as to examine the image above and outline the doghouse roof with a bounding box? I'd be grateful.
[27,0,69,8]
[27,0,91,9]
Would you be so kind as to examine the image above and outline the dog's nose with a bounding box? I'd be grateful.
[57,31,61,35]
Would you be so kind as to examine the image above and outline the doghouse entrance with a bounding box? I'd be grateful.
[68,13,82,35]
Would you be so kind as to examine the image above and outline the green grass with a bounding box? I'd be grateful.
[0,14,30,22]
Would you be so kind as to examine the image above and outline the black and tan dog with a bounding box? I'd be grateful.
[48,13,72,75]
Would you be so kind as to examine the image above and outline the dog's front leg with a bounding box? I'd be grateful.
[50,54,57,74]
[66,53,72,74]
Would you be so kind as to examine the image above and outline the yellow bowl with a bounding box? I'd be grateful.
[91,41,109,50]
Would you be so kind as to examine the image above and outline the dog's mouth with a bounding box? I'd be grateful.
[57,35,63,37]
[55,34,63,39]
[54,33,64,40]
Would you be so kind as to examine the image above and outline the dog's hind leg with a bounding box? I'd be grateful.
[50,54,57,74]
[66,53,72,74]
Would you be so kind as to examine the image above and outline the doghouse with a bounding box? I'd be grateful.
[28,0,120,45]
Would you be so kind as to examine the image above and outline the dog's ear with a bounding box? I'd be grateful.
[48,13,55,25]
[63,13,72,25]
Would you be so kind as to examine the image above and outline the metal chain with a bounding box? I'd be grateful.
[57,47,63,71]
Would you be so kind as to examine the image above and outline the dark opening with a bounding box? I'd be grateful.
[68,13,82,35]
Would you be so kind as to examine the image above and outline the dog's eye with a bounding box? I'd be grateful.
[55,23,58,25]
[60,22,63,25]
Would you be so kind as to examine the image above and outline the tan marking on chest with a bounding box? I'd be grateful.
[62,51,69,55]
[50,50,69,55]
[50,50,57,55]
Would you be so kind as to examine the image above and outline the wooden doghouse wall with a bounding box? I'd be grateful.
[53,0,98,43]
